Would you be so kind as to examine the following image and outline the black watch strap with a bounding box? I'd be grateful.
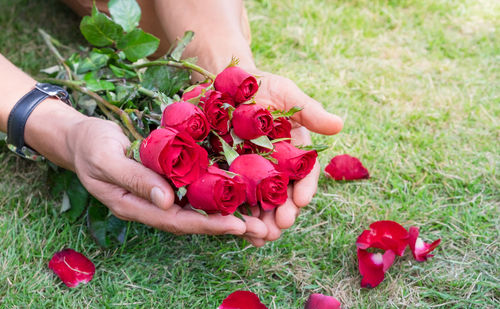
[6,83,70,161]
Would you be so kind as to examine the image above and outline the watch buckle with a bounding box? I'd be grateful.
[35,83,69,102]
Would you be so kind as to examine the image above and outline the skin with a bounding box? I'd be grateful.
[0,0,343,246]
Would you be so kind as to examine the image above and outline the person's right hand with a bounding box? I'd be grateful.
[66,117,268,238]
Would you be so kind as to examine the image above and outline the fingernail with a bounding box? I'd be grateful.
[151,187,165,209]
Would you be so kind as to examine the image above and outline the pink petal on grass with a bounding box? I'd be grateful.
[408,226,441,262]
[324,154,369,181]
[356,220,409,256]
[48,248,95,288]
[304,293,341,309]
[219,291,268,309]
[357,248,396,288]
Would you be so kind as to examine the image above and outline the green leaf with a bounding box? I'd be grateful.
[169,31,194,61]
[60,191,71,213]
[190,206,208,217]
[77,96,97,115]
[108,0,141,33]
[109,64,137,78]
[106,215,127,244]
[219,134,239,166]
[233,210,246,222]
[298,144,330,152]
[271,106,303,118]
[142,65,190,97]
[77,50,110,73]
[80,8,124,47]
[250,135,274,150]
[87,199,109,248]
[83,72,115,92]
[230,129,244,145]
[65,173,90,222]
[117,29,159,62]
[177,186,187,201]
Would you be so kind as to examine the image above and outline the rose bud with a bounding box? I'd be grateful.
[232,104,274,140]
[214,66,258,103]
[140,127,209,188]
[408,226,441,262]
[161,101,210,142]
[268,117,292,141]
[304,293,341,309]
[187,166,246,215]
[48,248,95,288]
[270,142,317,180]
[229,154,288,210]
[202,90,235,135]
[182,82,211,101]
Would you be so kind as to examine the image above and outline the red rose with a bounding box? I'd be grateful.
[140,128,209,188]
[48,249,95,288]
[214,66,258,103]
[202,90,235,135]
[229,154,288,210]
[268,117,292,141]
[160,101,210,142]
[181,82,211,101]
[270,142,317,180]
[232,104,273,140]
[187,166,246,215]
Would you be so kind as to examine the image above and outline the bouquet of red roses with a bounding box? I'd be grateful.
[139,65,318,217]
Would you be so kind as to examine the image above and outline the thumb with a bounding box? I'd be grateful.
[285,83,343,135]
[103,156,175,210]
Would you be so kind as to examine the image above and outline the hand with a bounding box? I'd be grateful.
[66,117,268,238]
[243,70,343,247]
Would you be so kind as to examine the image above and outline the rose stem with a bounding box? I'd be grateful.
[131,60,216,81]
[38,28,78,81]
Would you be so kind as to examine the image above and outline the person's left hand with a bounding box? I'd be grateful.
[241,69,344,247]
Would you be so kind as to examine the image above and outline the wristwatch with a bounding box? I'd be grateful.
[6,83,71,161]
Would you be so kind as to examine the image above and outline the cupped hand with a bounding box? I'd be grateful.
[244,70,343,246]
[66,117,268,238]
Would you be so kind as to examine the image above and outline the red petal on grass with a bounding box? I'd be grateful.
[408,226,441,262]
[304,293,341,309]
[219,291,268,309]
[48,249,95,288]
[356,220,409,256]
[357,248,396,288]
[324,154,369,181]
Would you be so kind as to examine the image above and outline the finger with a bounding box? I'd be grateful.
[261,209,282,241]
[292,159,320,207]
[290,126,312,146]
[276,187,300,229]
[285,83,343,135]
[102,155,175,210]
[88,179,246,235]
[242,214,268,239]
[243,236,267,247]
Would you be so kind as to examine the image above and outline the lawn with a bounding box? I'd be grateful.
[0,0,498,307]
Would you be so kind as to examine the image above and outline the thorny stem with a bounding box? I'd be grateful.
[38,29,78,81]
[132,60,216,80]
[40,78,143,141]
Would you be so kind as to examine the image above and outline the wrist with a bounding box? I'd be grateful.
[24,97,87,170]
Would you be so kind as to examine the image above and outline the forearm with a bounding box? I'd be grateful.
[0,54,86,170]
[154,0,256,74]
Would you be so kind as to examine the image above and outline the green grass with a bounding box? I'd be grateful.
[1,0,499,307]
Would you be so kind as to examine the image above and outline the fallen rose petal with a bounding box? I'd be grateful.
[304,293,341,309]
[324,154,369,181]
[357,248,396,288]
[356,220,409,256]
[48,248,95,288]
[219,290,268,309]
[408,226,441,262]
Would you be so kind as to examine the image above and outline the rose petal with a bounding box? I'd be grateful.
[408,226,441,262]
[48,248,95,288]
[219,290,268,309]
[357,248,396,288]
[304,293,341,309]
[324,154,369,181]
[356,220,409,256]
